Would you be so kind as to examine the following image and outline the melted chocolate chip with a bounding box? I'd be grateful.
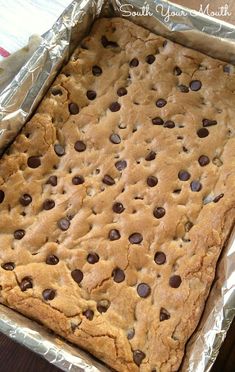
[160,308,170,321]
[87,252,99,264]
[198,155,210,166]
[46,255,59,265]
[133,350,146,366]
[156,98,167,108]
[178,84,189,93]
[178,170,191,181]
[129,58,139,67]
[223,65,231,73]
[57,218,70,231]
[110,133,121,144]
[197,128,209,138]
[112,202,124,214]
[46,175,57,186]
[43,199,55,210]
[202,118,217,127]
[86,90,97,100]
[129,233,143,244]
[71,269,83,284]
[20,277,32,291]
[69,103,79,115]
[164,120,175,128]
[137,283,151,298]
[145,54,155,64]
[1,262,15,271]
[190,180,202,192]
[152,117,164,125]
[42,288,56,301]
[51,87,62,96]
[101,35,118,48]
[27,156,41,168]
[83,309,94,320]
[14,229,25,240]
[153,207,165,219]
[127,328,135,340]
[54,144,65,156]
[112,268,125,283]
[97,300,110,313]
[74,140,86,152]
[92,65,102,76]
[109,102,121,112]
[0,190,5,203]
[190,80,202,91]
[102,175,115,185]
[213,193,224,203]
[154,252,166,265]
[117,87,127,97]
[109,229,121,241]
[147,176,158,187]
[174,66,182,75]
[145,151,156,161]
[185,221,193,232]
[115,160,127,171]
[169,275,182,288]
[72,176,84,186]
[19,194,32,206]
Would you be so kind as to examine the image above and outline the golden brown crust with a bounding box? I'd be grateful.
[0,17,235,372]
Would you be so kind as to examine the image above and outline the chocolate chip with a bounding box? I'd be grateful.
[174,66,182,75]
[117,87,127,97]
[190,180,202,192]
[223,65,231,73]
[19,194,32,206]
[110,133,121,144]
[0,190,5,204]
[185,221,193,232]
[190,80,202,91]
[54,144,65,156]
[145,151,156,161]
[92,65,102,76]
[74,140,86,152]
[71,269,83,284]
[137,283,151,298]
[97,299,110,313]
[178,170,190,181]
[147,176,158,187]
[178,84,189,93]
[133,350,146,366]
[57,218,70,231]
[51,87,62,96]
[20,277,32,291]
[213,193,224,203]
[115,160,127,171]
[145,54,155,64]
[72,175,84,186]
[86,90,96,100]
[1,262,15,271]
[153,207,165,219]
[163,40,167,47]
[109,229,121,241]
[112,268,125,283]
[160,307,170,321]
[129,233,143,244]
[109,102,121,112]
[156,98,167,108]
[164,120,175,128]
[43,199,55,210]
[112,202,124,213]
[83,309,94,320]
[102,175,115,185]
[69,103,79,115]
[169,275,182,288]
[46,175,57,186]
[46,255,59,265]
[197,128,209,138]
[127,328,135,340]
[101,36,118,48]
[154,252,166,265]
[14,229,25,240]
[42,288,56,301]
[152,117,164,125]
[202,118,217,127]
[87,253,99,264]
[198,155,210,166]
[27,156,41,168]
[129,58,139,67]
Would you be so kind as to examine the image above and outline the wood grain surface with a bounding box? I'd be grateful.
[0,1,234,371]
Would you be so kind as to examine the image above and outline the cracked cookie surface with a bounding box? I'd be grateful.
[0,17,235,372]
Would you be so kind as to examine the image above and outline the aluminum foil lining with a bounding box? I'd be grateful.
[0,0,234,371]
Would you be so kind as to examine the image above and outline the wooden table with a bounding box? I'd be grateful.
[0,1,234,371]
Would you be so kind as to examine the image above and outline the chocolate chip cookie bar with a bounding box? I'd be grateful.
[0,17,235,372]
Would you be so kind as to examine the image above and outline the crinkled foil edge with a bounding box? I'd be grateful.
[0,0,235,371]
